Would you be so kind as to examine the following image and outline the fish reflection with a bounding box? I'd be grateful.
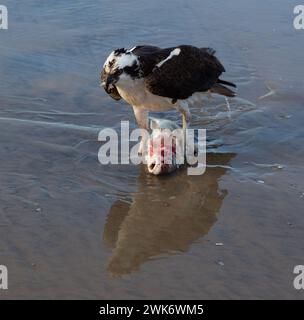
[103,153,235,277]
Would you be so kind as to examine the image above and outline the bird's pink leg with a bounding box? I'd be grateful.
[175,101,191,132]
[132,106,149,155]
[176,101,193,160]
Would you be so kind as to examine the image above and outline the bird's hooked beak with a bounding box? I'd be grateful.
[105,74,119,92]
[100,69,122,101]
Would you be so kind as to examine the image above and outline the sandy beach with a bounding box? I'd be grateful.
[0,0,303,299]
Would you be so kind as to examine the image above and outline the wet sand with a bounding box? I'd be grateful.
[0,0,304,299]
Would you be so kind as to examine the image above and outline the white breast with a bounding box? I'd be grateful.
[116,74,209,111]
[116,77,174,111]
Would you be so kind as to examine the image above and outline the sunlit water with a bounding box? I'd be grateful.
[0,0,304,299]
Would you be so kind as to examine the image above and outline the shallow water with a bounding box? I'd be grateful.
[0,0,304,299]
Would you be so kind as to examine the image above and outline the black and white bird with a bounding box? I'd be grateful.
[101,45,236,153]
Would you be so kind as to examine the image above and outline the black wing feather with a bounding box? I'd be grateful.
[132,45,173,76]
[145,45,225,100]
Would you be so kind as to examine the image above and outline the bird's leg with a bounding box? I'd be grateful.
[132,106,149,155]
[175,101,191,157]
[208,90,213,100]
[176,101,190,132]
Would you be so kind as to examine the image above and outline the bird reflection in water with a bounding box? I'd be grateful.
[103,153,235,277]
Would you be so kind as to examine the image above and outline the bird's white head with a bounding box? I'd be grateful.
[101,47,140,100]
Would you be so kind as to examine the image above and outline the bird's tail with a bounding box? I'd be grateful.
[217,79,237,88]
[210,79,237,97]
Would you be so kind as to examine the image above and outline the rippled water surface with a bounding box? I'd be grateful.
[0,0,304,299]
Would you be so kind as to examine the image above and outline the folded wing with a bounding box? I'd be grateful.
[144,45,226,100]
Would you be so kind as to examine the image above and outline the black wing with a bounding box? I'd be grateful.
[132,45,174,76]
[145,45,225,100]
